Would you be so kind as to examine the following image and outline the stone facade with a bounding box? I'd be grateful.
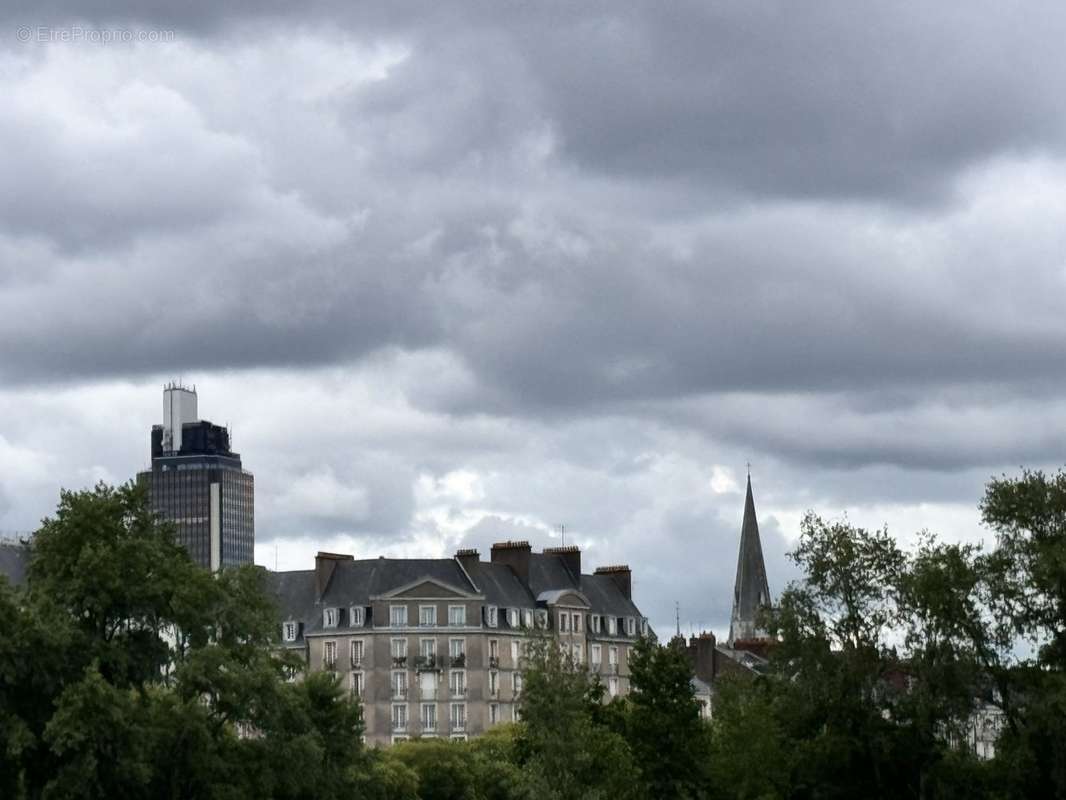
[269,543,647,746]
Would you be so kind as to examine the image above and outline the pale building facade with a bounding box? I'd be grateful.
[269,541,647,746]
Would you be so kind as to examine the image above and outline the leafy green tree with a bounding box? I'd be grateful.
[979,469,1066,798]
[708,674,790,800]
[2,482,369,800]
[517,636,639,800]
[625,635,711,799]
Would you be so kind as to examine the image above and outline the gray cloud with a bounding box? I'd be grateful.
[2,2,1064,632]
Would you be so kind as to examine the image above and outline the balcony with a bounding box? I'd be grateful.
[488,656,500,669]
[392,656,407,669]
[450,654,466,668]
[414,655,441,671]
[451,719,467,733]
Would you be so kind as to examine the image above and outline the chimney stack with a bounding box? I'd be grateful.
[490,540,532,585]
[543,545,581,580]
[594,564,632,600]
[455,548,480,573]
[315,551,353,600]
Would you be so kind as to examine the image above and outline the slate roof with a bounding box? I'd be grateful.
[266,550,644,640]
[729,475,772,644]
[463,560,536,608]
[0,542,29,587]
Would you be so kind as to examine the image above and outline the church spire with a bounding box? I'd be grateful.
[728,473,772,647]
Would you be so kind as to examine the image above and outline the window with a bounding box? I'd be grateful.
[391,670,408,699]
[572,613,582,633]
[626,617,636,636]
[323,640,337,668]
[449,638,466,665]
[351,671,364,699]
[489,702,500,725]
[283,621,298,642]
[572,643,583,664]
[324,607,338,628]
[510,640,520,664]
[420,638,437,660]
[450,703,466,732]
[608,676,619,697]
[487,605,498,627]
[591,644,602,667]
[449,605,466,626]
[391,638,408,666]
[513,673,523,694]
[523,609,533,628]
[508,608,519,628]
[489,639,499,661]
[392,703,408,732]
[558,612,568,632]
[391,605,408,627]
[421,703,437,732]
[609,646,618,668]
[607,617,616,635]
[591,615,601,634]
[450,669,466,697]
[535,609,548,628]
[419,605,437,627]
[640,618,649,636]
[349,606,365,627]
[489,670,499,696]
[350,639,364,667]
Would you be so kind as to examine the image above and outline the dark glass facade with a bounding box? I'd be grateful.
[138,421,254,569]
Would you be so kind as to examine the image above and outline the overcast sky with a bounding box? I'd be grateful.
[3,2,1065,637]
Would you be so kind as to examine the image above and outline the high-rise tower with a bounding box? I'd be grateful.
[728,474,772,647]
[137,384,254,570]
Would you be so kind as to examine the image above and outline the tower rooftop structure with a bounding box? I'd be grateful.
[728,473,772,648]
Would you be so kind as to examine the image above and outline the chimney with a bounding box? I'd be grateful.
[455,548,480,573]
[594,564,632,600]
[688,631,717,682]
[315,551,353,600]
[543,545,581,580]
[490,540,532,585]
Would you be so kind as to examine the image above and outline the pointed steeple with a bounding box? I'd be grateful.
[728,473,772,647]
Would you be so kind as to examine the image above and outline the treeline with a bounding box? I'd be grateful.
[2,473,1065,799]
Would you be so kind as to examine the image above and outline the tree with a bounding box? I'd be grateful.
[516,636,639,800]
[625,635,711,799]
[2,482,370,800]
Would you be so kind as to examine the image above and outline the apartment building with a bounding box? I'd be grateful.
[268,541,647,746]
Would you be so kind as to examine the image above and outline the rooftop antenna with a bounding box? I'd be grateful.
[274,542,278,572]
[675,601,681,638]
[558,523,566,547]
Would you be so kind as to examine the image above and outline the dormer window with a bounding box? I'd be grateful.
[324,607,338,628]
[508,608,519,628]
[283,621,298,642]
[591,615,601,634]
[350,606,365,627]
[487,605,498,627]
[626,617,636,636]
[535,609,548,629]
[607,617,616,635]
[640,618,648,636]
[522,609,533,628]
